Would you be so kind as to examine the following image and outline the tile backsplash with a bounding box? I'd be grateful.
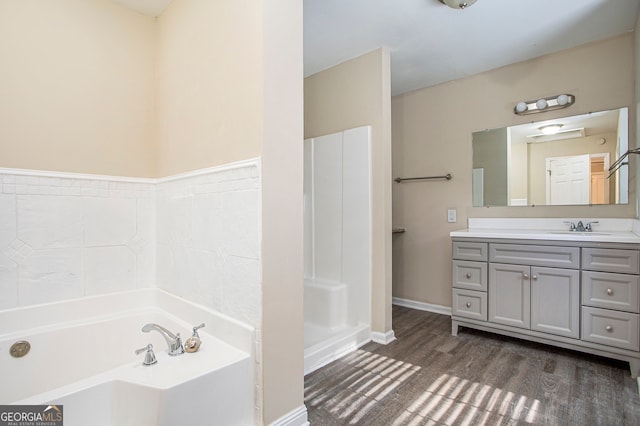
[0,159,261,327]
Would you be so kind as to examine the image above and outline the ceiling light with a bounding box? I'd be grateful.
[439,0,477,10]
[539,124,563,135]
[514,94,575,116]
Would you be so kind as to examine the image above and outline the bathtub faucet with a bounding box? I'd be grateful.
[141,323,185,356]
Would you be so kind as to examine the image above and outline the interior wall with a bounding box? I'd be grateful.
[304,48,394,336]
[636,14,640,218]
[155,0,263,177]
[472,128,508,206]
[392,34,636,308]
[0,0,156,177]
[261,0,304,423]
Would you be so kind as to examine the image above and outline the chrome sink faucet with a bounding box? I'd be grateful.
[563,220,599,232]
[142,323,185,356]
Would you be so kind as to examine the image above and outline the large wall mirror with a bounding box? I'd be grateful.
[472,107,629,207]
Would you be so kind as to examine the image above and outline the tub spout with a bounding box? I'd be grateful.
[141,323,184,356]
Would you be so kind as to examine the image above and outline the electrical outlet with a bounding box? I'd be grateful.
[447,209,457,223]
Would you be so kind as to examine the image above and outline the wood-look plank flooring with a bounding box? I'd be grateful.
[305,306,640,425]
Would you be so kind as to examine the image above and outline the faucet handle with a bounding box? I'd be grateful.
[563,221,576,231]
[192,323,206,338]
[585,221,599,231]
[135,344,158,366]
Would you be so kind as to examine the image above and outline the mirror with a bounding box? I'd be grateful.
[472,107,629,207]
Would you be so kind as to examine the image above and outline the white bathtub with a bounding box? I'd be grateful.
[0,289,255,426]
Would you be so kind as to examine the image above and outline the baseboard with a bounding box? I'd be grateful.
[304,324,370,375]
[269,405,309,426]
[393,297,452,316]
[371,329,396,344]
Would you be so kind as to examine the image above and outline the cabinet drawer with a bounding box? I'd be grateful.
[452,289,487,321]
[452,260,487,291]
[581,307,640,351]
[582,271,640,313]
[490,244,580,269]
[453,241,487,261]
[582,248,640,274]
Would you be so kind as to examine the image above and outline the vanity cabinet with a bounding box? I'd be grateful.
[451,237,640,377]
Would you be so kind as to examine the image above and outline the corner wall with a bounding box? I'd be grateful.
[304,48,394,336]
[392,34,636,308]
[0,0,156,177]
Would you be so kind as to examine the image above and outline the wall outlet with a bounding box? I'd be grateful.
[447,209,457,223]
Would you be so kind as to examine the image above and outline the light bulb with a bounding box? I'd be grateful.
[539,124,563,135]
[536,99,548,110]
[557,94,569,106]
[515,102,528,113]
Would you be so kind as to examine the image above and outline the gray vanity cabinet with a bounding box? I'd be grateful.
[488,263,530,329]
[488,255,579,338]
[452,237,640,378]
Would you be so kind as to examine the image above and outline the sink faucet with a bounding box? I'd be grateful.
[141,323,184,356]
[576,221,585,232]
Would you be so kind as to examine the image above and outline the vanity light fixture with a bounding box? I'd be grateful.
[539,124,563,135]
[514,94,575,116]
[438,0,477,10]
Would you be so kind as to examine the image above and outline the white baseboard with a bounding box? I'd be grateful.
[393,297,452,316]
[269,405,309,426]
[371,329,396,344]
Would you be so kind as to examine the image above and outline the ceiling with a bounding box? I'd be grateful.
[304,0,640,95]
[111,0,640,96]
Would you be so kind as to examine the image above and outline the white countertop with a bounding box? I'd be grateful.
[450,218,640,244]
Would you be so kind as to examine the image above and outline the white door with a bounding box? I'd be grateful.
[546,155,590,205]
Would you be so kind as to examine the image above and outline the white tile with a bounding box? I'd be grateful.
[0,194,17,248]
[221,190,260,260]
[18,195,83,249]
[191,194,223,252]
[222,255,260,327]
[156,197,192,246]
[84,198,137,247]
[19,248,83,305]
[84,246,135,295]
[0,253,18,309]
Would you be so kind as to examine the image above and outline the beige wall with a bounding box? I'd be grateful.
[304,48,394,335]
[261,0,304,423]
[0,0,156,177]
[155,0,263,177]
[392,34,636,308]
[510,141,528,202]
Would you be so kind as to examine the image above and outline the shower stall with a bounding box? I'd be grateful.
[303,126,372,374]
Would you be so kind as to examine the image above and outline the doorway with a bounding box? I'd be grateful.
[546,153,610,205]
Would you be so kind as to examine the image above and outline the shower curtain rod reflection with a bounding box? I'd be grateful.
[394,173,452,183]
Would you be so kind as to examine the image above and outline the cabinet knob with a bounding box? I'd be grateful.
[605,325,613,332]
[466,302,471,308]
[532,274,538,280]
[465,273,472,279]
[606,288,613,296]
[523,273,529,279]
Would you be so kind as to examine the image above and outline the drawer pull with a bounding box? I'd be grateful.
[523,273,529,279]
[605,325,613,332]
[466,302,471,308]
[465,273,472,279]
[606,288,614,296]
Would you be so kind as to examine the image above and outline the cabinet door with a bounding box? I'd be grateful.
[489,263,530,329]
[531,267,580,339]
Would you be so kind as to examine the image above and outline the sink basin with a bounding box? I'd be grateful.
[548,231,611,235]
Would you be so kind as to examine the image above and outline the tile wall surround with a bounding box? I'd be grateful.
[0,159,262,329]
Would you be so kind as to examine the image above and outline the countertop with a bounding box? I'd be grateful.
[450,218,640,244]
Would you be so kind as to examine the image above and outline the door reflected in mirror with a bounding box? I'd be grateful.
[472,107,629,207]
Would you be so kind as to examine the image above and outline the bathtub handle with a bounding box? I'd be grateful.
[135,344,158,366]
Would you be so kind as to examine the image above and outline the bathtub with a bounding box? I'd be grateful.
[0,289,254,426]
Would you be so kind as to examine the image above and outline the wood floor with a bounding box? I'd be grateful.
[305,306,640,425]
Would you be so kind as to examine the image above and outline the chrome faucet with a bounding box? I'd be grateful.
[141,323,185,356]
[576,221,586,232]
